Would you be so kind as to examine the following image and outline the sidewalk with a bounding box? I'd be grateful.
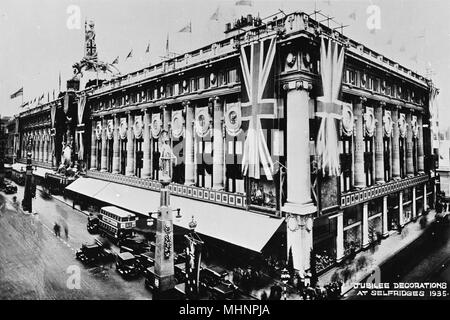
[36,185,91,217]
[318,211,437,296]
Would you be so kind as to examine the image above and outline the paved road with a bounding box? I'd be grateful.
[0,182,151,300]
[345,219,450,300]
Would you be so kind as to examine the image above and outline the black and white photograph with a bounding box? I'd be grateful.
[0,0,449,310]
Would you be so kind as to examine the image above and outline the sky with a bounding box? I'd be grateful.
[1,0,449,123]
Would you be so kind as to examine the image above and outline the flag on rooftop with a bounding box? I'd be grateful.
[112,56,119,64]
[348,11,356,20]
[126,49,133,60]
[145,42,150,54]
[10,87,23,99]
[210,7,220,21]
[178,21,192,33]
[235,0,252,6]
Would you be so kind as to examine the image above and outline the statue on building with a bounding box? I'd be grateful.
[159,130,176,181]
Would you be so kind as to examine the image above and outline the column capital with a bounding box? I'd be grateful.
[208,96,221,103]
[182,100,191,107]
[282,80,312,92]
[378,101,386,107]
[160,104,167,111]
[357,96,367,103]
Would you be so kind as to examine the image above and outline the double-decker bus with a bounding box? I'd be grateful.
[98,206,136,242]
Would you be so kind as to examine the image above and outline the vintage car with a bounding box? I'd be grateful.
[116,252,139,279]
[135,251,155,275]
[87,215,99,234]
[4,184,17,194]
[199,266,237,299]
[174,262,187,284]
[75,242,115,266]
[118,237,152,254]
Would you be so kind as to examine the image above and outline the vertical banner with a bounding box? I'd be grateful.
[184,231,204,300]
[239,35,277,180]
[77,94,87,160]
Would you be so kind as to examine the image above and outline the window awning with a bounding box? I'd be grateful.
[65,177,109,198]
[69,177,284,253]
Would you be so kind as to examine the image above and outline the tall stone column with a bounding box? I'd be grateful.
[32,132,36,161]
[184,101,195,185]
[125,112,135,176]
[382,196,389,237]
[423,184,428,211]
[282,82,316,274]
[354,97,366,189]
[90,119,97,170]
[392,106,401,179]
[142,109,152,178]
[43,131,49,163]
[412,186,417,219]
[100,117,108,172]
[112,115,120,174]
[406,112,414,176]
[162,105,170,132]
[399,191,404,226]
[335,211,344,263]
[362,203,369,248]
[375,102,385,183]
[212,97,224,190]
[34,132,39,161]
[39,131,44,162]
[417,113,425,173]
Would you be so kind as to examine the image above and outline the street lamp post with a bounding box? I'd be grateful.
[150,130,177,298]
[281,267,291,300]
[22,136,34,213]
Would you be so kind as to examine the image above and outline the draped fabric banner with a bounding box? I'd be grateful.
[171,109,185,139]
[50,103,56,128]
[383,111,392,137]
[316,36,346,177]
[341,102,354,137]
[77,94,87,160]
[133,115,143,139]
[239,35,277,180]
[364,107,375,137]
[119,117,128,140]
[151,113,162,139]
[95,121,102,140]
[399,113,407,138]
[429,86,439,149]
[225,102,242,137]
[106,119,114,140]
[412,115,418,138]
[195,107,211,138]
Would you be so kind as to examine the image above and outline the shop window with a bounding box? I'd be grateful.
[383,137,391,181]
[340,135,352,192]
[364,137,374,186]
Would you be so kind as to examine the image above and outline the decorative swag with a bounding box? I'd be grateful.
[316,36,346,177]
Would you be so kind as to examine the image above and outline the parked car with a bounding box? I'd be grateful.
[75,242,115,266]
[118,237,151,254]
[87,215,99,234]
[116,252,139,279]
[199,266,237,299]
[135,251,155,275]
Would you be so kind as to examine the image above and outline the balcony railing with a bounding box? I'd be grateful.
[85,170,248,210]
[340,173,429,208]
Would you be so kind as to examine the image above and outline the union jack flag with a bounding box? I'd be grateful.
[240,36,278,180]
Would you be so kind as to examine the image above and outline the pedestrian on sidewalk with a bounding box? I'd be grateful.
[64,225,69,239]
[53,222,61,237]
